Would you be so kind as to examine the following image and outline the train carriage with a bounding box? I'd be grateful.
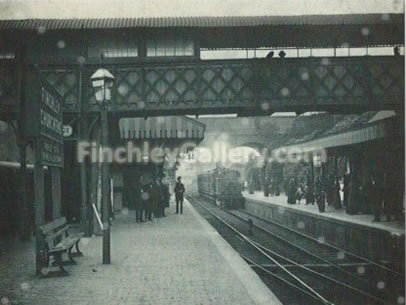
[197,168,245,209]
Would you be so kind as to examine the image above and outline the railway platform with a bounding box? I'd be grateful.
[243,191,405,269]
[243,191,405,234]
[0,198,281,305]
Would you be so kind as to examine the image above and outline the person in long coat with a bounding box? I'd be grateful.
[134,179,144,222]
[141,182,152,221]
[315,177,326,212]
[372,174,383,222]
[326,175,334,206]
[161,180,170,217]
[361,176,372,214]
[154,178,163,218]
[274,180,280,196]
[150,180,160,218]
[343,173,350,208]
[346,174,359,215]
[305,174,314,205]
[332,176,342,209]
[174,176,185,214]
[287,178,296,204]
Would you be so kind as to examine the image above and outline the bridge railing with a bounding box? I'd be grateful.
[0,56,404,117]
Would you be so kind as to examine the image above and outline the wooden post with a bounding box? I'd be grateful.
[79,68,91,236]
[16,42,30,241]
[51,167,62,219]
[34,139,45,276]
[18,142,30,240]
[90,126,101,236]
[101,108,111,264]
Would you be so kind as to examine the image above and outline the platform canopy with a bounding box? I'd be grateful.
[273,111,398,154]
[119,116,205,142]
[0,14,404,48]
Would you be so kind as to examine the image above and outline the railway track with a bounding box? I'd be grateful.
[236,209,404,273]
[188,195,404,305]
[238,208,404,272]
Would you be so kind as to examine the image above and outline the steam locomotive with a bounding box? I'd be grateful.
[197,168,245,209]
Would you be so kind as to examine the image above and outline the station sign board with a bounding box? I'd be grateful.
[25,70,64,167]
[39,87,63,144]
[40,138,64,167]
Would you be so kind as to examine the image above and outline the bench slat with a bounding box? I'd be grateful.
[40,217,67,234]
[49,236,80,253]
[40,218,84,258]
[45,226,69,243]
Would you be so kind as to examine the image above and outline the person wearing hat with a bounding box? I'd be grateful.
[174,176,185,214]
[160,177,170,217]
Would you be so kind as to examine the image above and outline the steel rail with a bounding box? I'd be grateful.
[226,209,359,277]
[189,196,393,305]
[240,208,404,277]
[188,196,334,305]
[250,239,393,305]
[226,208,384,294]
[241,254,328,305]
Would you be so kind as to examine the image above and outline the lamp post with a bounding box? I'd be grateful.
[90,68,115,264]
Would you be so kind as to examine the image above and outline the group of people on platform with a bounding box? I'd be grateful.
[286,176,341,213]
[281,172,403,222]
[134,176,185,222]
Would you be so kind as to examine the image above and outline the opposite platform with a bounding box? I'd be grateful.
[243,191,405,235]
[243,191,405,269]
[0,199,281,305]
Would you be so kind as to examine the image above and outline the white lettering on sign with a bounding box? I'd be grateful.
[41,141,63,166]
[41,87,61,113]
[40,87,63,141]
[40,109,63,135]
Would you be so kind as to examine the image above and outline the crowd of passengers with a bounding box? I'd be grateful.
[134,176,185,222]
[260,173,404,222]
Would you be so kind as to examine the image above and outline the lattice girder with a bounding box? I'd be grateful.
[41,69,80,111]
[1,56,403,115]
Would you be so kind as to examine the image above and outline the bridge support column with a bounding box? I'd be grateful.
[34,139,45,276]
[16,44,31,241]
[18,141,30,241]
[101,109,111,264]
[79,118,91,236]
[51,167,62,219]
[89,126,101,236]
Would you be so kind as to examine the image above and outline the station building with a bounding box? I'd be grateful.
[0,15,403,274]
[273,110,404,218]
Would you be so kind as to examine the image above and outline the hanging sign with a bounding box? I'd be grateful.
[40,138,64,167]
[25,70,64,167]
[39,87,63,143]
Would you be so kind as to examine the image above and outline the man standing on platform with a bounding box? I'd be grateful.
[174,176,185,214]
[160,178,170,217]
[287,178,296,204]
[315,177,326,213]
[154,178,161,217]
[150,179,159,219]
[135,178,144,223]
[141,182,152,221]
[372,174,383,222]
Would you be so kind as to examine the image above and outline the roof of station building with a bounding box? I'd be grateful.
[0,14,403,30]
[273,111,399,153]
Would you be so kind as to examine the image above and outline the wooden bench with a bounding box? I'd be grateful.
[40,217,84,276]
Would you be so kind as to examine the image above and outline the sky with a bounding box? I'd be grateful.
[0,0,404,19]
